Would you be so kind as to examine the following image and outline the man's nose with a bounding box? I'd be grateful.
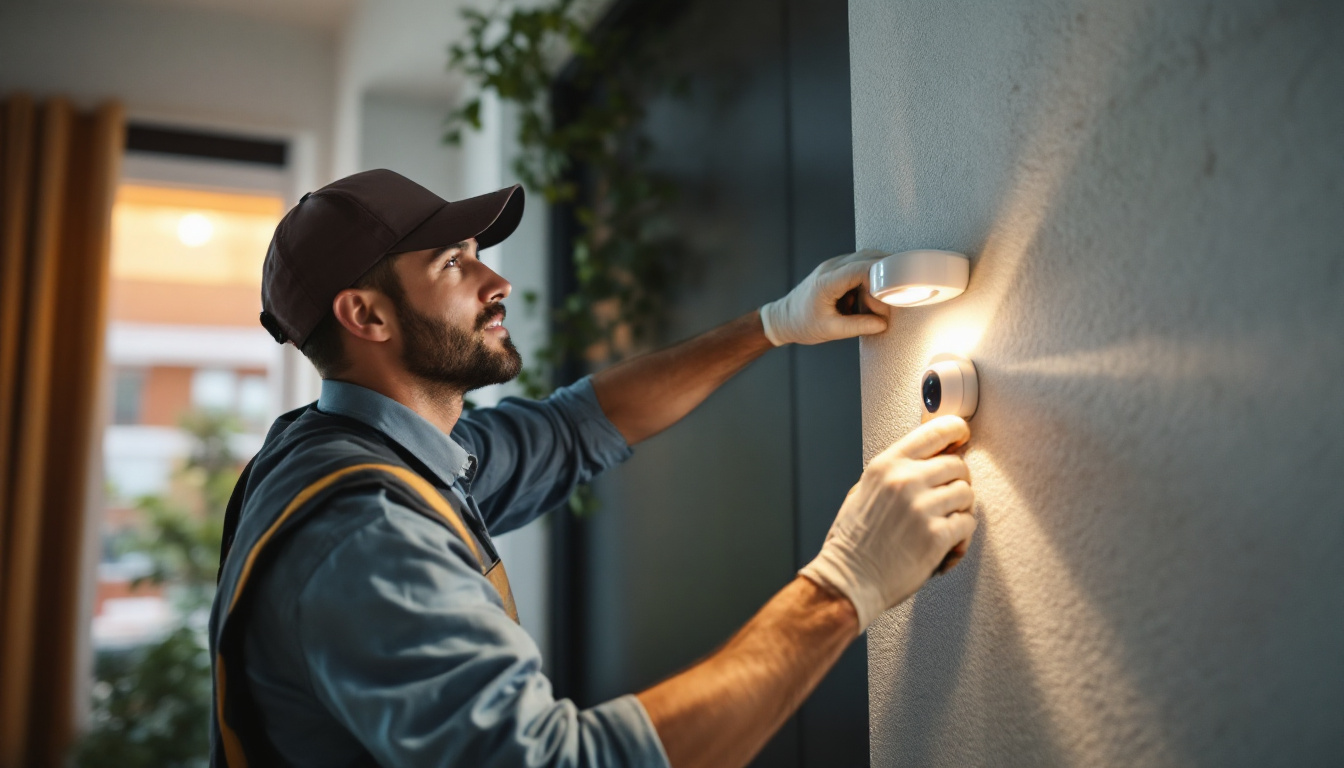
[479,264,511,304]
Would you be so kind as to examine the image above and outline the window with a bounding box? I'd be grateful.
[239,373,270,424]
[190,368,238,412]
[111,369,145,425]
[96,180,285,647]
[82,125,315,763]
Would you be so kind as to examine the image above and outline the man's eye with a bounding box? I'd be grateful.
[444,255,460,268]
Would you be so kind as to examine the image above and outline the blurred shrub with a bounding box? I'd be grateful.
[74,410,241,767]
[73,628,212,768]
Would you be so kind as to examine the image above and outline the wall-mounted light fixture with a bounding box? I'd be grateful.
[868,250,970,307]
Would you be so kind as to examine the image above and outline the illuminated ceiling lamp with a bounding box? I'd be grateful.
[868,249,970,307]
[177,212,214,247]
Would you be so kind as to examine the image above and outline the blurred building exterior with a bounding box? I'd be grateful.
[94,184,282,649]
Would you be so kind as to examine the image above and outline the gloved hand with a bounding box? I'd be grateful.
[759,250,890,346]
[799,416,976,632]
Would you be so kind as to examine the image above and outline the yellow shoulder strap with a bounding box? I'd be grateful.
[226,463,517,618]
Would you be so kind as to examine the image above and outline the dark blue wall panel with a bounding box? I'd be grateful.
[552,1,865,764]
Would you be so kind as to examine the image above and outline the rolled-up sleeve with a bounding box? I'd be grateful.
[453,377,632,534]
[297,502,668,768]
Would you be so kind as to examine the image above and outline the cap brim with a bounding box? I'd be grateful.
[391,184,525,254]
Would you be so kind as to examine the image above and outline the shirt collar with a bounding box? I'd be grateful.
[316,379,474,487]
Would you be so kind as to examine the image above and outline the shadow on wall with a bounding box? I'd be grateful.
[856,0,1344,765]
[872,531,1071,765]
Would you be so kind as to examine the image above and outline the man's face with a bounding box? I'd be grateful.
[389,238,521,393]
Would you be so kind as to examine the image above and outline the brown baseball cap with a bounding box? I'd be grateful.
[259,169,525,347]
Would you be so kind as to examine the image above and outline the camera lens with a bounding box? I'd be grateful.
[922,371,942,413]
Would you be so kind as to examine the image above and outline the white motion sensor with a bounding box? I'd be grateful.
[920,353,979,421]
[868,250,970,307]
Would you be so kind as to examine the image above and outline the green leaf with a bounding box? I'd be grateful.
[462,98,482,129]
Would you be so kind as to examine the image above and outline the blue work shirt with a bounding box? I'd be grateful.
[239,377,670,767]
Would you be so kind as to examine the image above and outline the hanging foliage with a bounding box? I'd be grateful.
[444,0,683,399]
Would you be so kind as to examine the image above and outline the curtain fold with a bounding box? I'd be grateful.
[0,94,124,768]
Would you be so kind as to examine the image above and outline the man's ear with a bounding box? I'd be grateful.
[331,288,394,343]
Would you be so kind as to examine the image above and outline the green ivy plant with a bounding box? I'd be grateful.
[444,0,683,401]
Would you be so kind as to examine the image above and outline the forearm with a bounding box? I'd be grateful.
[636,577,858,768]
[591,310,773,444]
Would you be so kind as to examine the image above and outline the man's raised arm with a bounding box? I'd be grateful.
[592,250,890,444]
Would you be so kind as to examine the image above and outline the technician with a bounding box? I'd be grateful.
[209,170,976,768]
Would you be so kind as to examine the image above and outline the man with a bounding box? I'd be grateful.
[209,170,976,768]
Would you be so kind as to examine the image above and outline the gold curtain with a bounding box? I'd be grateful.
[0,94,124,768]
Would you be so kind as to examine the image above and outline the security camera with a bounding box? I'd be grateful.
[920,353,979,421]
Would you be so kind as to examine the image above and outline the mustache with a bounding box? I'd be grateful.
[476,304,506,330]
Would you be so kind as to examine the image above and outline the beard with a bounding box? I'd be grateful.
[397,301,522,394]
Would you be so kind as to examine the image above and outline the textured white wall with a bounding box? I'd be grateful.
[850,0,1344,765]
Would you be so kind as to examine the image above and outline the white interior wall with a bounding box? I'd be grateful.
[332,0,473,178]
[850,0,1344,765]
[359,92,465,201]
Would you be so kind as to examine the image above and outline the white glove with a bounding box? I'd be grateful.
[759,250,889,346]
[800,416,977,632]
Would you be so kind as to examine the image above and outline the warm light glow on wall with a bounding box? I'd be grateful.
[928,318,987,357]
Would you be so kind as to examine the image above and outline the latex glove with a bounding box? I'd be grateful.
[759,250,890,346]
[799,416,976,632]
